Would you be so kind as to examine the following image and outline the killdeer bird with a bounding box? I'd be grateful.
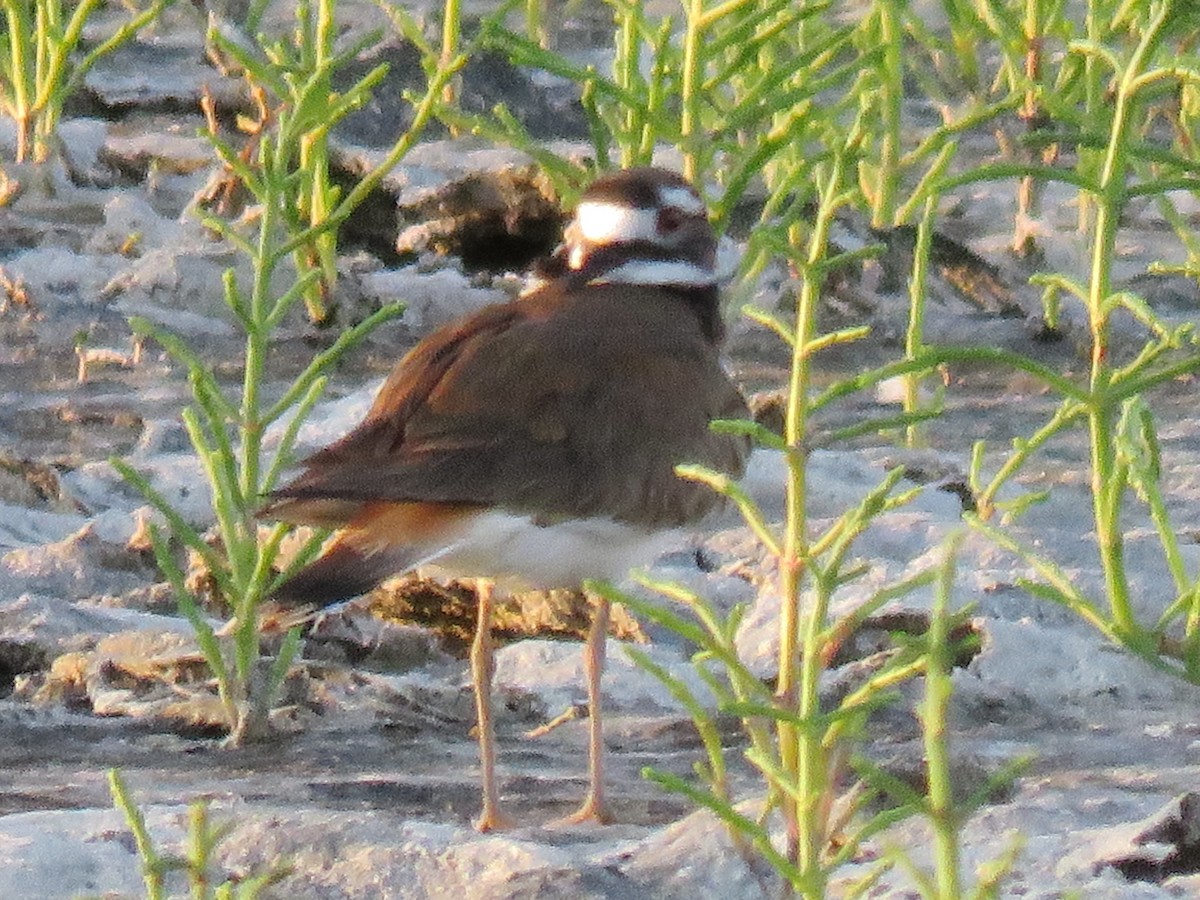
[259,166,749,830]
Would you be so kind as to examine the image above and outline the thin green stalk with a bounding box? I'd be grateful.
[614,0,641,168]
[116,10,471,742]
[786,149,854,897]
[1085,1,1174,641]
[680,0,704,181]
[1077,0,1109,233]
[1010,0,1053,256]
[922,534,963,899]
[275,57,466,260]
[296,0,338,322]
[795,572,833,892]
[34,0,97,108]
[966,514,1179,671]
[975,400,1087,518]
[1184,585,1200,680]
[180,411,245,591]
[186,801,215,897]
[2,1,33,161]
[630,647,732,801]
[812,346,1090,412]
[524,0,546,47]
[34,0,52,87]
[108,769,167,900]
[904,196,936,448]
[440,0,462,119]
[240,307,268,501]
[1116,399,1189,598]
[1,0,167,162]
[677,463,783,556]
[872,0,904,227]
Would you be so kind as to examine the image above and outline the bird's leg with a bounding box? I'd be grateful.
[471,578,514,831]
[563,592,614,825]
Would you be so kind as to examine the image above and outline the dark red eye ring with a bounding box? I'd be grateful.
[657,206,685,234]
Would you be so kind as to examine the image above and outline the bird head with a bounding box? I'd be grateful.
[561,167,718,289]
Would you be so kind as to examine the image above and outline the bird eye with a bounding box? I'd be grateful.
[657,206,684,234]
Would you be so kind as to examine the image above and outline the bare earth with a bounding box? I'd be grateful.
[2,5,1200,898]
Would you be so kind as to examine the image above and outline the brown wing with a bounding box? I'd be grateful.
[262,283,749,528]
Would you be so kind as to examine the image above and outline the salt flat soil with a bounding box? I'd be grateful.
[2,6,1200,897]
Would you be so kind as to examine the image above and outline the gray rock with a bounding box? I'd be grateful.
[493,638,716,717]
[0,513,157,601]
[359,266,507,333]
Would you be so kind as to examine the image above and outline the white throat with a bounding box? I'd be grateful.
[587,258,717,288]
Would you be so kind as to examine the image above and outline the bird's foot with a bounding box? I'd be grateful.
[474,805,517,833]
[554,794,614,827]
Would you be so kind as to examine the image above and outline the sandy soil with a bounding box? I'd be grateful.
[2,4,1200,898]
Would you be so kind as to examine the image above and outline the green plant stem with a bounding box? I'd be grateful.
[108,769,167,900]
[872,0,903,228]
[525,0,545,47]
[34,0,101,159]
[223,151,286,704]
[1,0,168,163]
[1086,1,1174,643]
[975,400,1086,518]
[779,258,812,883]
[295,0,338,322]
[680,0,703,181]
[118,30,467,743]
[440,0,461,122]
[241,172,276,503]
[276,58,465,261]
[922,535,962,899]
[3,1,34,162]
[785,150,852,897]
[903,196,935,448]
[1077,0,1108,233]
[613,0,639,168]
[1012,0,1048,254]
[186,801,212,897]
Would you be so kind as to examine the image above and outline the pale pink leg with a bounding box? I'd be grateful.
[563,594,614,824]
[471,579,515,831]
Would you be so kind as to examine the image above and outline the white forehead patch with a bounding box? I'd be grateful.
[574,201,659,245]
[658,186,706,216]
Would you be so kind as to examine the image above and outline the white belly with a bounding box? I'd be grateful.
[419,510,682,590]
